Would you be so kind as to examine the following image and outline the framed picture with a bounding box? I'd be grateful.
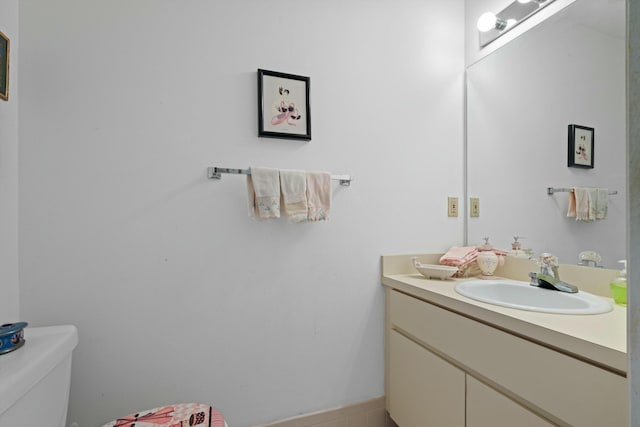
[258,69,311,140]
[0,30,9,101]
[568,124,594,168]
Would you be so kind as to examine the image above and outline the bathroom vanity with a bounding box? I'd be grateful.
[382,254,627,427]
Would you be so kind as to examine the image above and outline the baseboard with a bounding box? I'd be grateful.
[256,397,396,427]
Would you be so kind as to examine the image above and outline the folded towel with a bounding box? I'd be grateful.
[246,167,280,219]
[439,246,478,278]
[440,246,479,267]
[280,169,308,223]
[490,248,508,257]
[306,171,331,221]
[587,188,599,220]
[569,187,608,221]
[595,188,609,220]
[567,190,577,218]
[573,187,591,221]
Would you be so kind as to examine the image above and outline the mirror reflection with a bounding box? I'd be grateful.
[466,0,626,268]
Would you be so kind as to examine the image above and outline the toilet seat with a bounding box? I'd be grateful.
[102,402,227,427]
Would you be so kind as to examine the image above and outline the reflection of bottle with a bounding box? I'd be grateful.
[610,260,627,306]
[507,236,531,259]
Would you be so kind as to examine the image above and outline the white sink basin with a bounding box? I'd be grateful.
[454,279,612,314]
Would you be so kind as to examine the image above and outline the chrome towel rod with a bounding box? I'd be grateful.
[208,167,352,186]
[547,187,618,195]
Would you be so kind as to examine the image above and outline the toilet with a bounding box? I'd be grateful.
[0,325,227,427]
[0,324,78,427]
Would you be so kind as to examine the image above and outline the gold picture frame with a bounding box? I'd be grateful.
[0,30,9,101]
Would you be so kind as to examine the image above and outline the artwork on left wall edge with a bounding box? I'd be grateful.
[0,30,8,101]
[258,69,311,141]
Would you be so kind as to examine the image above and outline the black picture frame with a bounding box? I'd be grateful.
[568,124,594,169]
[258,69,311,140]
[0,30,9,101]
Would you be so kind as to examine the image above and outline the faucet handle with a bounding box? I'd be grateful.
[538,253,559,267]
[579,251,601,267]
[537,253,560,279]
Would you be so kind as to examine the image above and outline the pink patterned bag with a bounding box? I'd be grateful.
[102,403,226,427]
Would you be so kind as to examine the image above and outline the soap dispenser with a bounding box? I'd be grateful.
[610,260,627,306]
[477,237,500,279]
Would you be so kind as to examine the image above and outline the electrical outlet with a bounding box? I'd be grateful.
[470,197,480,217]
[448,197,459,217]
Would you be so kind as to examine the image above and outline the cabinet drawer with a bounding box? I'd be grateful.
[389,290,627,426]
[467,375,554,427]
[389,330,465,427]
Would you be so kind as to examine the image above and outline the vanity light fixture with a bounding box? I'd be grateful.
[477,12,508,32]
[478,0,556,47]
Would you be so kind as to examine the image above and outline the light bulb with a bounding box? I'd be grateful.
[477,12,498,32]
[477,12,508,32]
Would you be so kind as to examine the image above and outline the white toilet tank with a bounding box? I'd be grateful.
[0,325,78,427]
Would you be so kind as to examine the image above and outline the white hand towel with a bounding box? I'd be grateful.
[574,187,591,221]
[246,167,280,219]
[595,188,609,220]
[587,188,598,221]
[279,169,308,223]
[306,171,331,221]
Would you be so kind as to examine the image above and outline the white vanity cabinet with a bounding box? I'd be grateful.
[385,288,628,427]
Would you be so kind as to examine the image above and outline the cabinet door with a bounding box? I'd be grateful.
[467,376,554,427]
[389,330,465,427]
[389,290,627,426]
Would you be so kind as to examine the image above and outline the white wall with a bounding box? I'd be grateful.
[18,1,465,426]
[0,0,19,323]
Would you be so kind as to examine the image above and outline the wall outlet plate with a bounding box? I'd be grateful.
[448,197,459,217]
[470,197,480,217]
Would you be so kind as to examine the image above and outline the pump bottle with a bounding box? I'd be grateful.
[610,260,627,306]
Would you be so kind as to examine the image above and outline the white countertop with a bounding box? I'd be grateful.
[382,254,627,375]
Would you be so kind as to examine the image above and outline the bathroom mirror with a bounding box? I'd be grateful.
[466,0,626,268]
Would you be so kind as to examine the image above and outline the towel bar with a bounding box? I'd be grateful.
[547,187,618,195]
[208,167,352,186]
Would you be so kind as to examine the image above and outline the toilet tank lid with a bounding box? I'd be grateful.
[0,325,78,416]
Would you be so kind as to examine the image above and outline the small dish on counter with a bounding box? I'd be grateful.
[412,257,458,280]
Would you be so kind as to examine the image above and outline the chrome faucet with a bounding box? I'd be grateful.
[529,253,579,293]
[529,272,578,293]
